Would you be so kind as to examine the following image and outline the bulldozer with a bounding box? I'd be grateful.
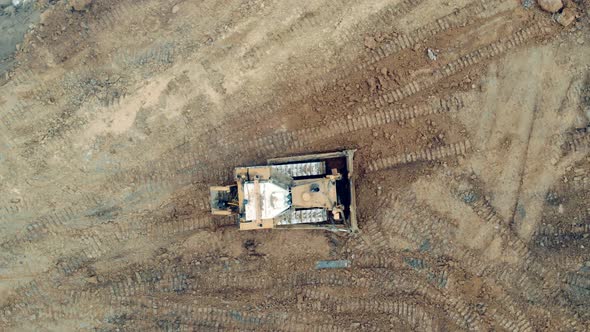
[209,150,358,232]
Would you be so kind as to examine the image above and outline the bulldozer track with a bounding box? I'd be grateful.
[561,127,590,154]
[564,271,590,293]
[224,2,536,127]
[299,288,436,331]
[0,198,32,221]
[353,240,533,331]
[365,0,516,70]
[115,42,177,68]
[358,202,537,331]
[0,193,101,249]
[0,188,213,262]
[448,176,539,265]
[88,1,144,33]
[3,44,180,154]
[365,192,567,317]
[235,96,464,157]
[299,268,485,331]
[241,0,424,70]
[366,140,472,172]
[122,298,348,332]
[364,20,555,109]
[0,101,33,132]
[1,0,587,329]
[278,0,513,99]
[570,170,590,191]
[534,218,590,249]
[91,16,556,188]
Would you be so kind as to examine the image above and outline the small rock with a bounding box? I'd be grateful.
[3,5,15,15]
[367,77,377,93]
[172,4,180,14]
[364,36,377,50]
[522,0,534,8]
[556,8,575,27]
[40,9,53,24]
[427,48,437,61]
[71,0,93,11]
[537,0,563,13]
[577,37,584,45]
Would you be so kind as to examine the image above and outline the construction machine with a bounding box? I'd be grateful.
[209,150,358,232]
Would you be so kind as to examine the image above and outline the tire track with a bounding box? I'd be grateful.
[54,6,554,198]
[0,101,33,133]
[534,214,590,249]
[365,0,517,70]
[561,126,590,154]
[289,0,518,103]
[242,0,425,70]
[0,193,101,252]
[0,214,228,328]
[359,215,535,332]
[366,140,472,172]
[87,0,145,33]
[302,264,484,331]
[298,288,436,332]
[112,297,348,332]
[363,191,578,330]
[363,20,555,109]
[228,95,464,158]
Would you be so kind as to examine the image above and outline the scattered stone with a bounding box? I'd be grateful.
[172,4,180,14]
[364,36,377,49]
[367,77,377,93]
[71,0,93,11]
[522,0,534,8]
[39,8,54,24]
[427,48,437,61]
[3,5,14,15]
[556,8,576,27]
[537,0,563,13]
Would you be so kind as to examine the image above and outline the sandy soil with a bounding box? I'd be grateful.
[0,0,589,331]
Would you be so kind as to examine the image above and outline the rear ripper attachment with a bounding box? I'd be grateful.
[210,150,358,232]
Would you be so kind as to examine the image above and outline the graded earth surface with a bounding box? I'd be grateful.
[0,0,589,331]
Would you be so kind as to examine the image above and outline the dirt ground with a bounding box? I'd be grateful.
[0,0,589,330]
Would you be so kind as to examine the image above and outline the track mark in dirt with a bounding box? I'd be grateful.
[509,100,539,232]
[366,140,471,172]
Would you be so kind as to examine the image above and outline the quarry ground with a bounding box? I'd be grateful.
[0,0,590,331]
